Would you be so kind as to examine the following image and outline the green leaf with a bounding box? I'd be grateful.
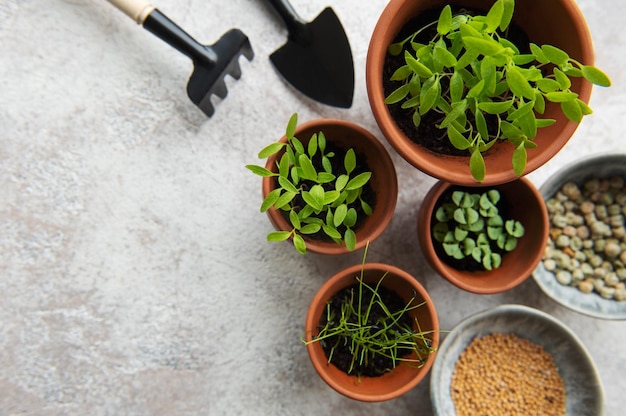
[286,113,298,138]
[507,100,535,122]
[534,90,546,114]
[475,109,489,142]
[334,204,348,227]
[300,223,321,234]
[346,172,372,190]
[506,219,525,237]
[257,142,285,159]
[500,121,524,139]
[278,176,298,193]
[322,155,332,173]
[478,100,513,114]
[561,99,583,122]
[500,0,515,31]
[467,79,485,98]
[433,222,449,242]
[506,66,536,99]
[361,199,373,216]
[293,234,307,254]
[289,209,301,229]
[454,227,469,241]
[434,45,457,68]
[317,172,336,183]
[274,191,296,209]
[344,149,356,174]
[541,44,569,66]
[388,42,404,56]
[462,36,505,57]
[405,51,433,78]
[517,111,537,139]
[344,229,357,251]
[385,84,410,105]
[512,143,527,176]
[420,76,441,114]
[553,68,571,90]
[455,49,480,70]
[260,188,281,212]
[483,253,502,270]
[450,70,464,102]
[440,99,468,129]
[344,208,357,228]
[335,174,349,192]
[267,231,292,242]
[437,5,453,35]
[577,99,593,116]
[322,224,342,240]
[246,164,274,177]
[390,65,413,81]
[544,91,578,103]
[307,133,318,157]
[485,0,504,33]
[298,154,317,180]
[536,78,562,93]
[302,186,324,211]
[447,126,472,150]
[529,43,549,64]
[470,148,486,182]
[581,65,612,87]
[323,190,340,205]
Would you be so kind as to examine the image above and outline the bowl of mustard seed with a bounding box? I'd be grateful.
[430,304,604,416]
[533,153,626,320]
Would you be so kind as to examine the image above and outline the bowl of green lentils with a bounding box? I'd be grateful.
[533,153,626,320]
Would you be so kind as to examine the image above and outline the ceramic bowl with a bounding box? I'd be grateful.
[532,153,626,320]
[430,304,604,416]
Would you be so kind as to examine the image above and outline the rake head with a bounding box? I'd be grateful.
[187,28,254,117]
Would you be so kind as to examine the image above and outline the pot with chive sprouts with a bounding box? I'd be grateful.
[303,246,439,402]
[366,0,611,185]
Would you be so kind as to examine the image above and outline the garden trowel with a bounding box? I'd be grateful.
[106,0,254,117]
[264,0,354,108]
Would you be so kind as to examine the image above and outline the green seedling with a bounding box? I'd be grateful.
[432,189,524,270]
[385,0,612,182]
[246,113,373,254]
[303,243,436,376]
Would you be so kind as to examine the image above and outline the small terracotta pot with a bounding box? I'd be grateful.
[304,263,439,402]
[366,0,595,186]
[417,178,549,294]
[262,119,398,255]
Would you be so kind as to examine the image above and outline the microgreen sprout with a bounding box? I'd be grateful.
[432,189,524,270]
[385,0,612,182]
[304,244,436,376]
[246,113,373,254]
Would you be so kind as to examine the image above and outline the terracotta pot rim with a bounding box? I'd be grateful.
[417,177,549,294]
[366,0,595,186]
[305,262,440,401]
[261,118,398,255]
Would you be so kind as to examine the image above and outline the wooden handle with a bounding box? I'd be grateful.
[107,0,156,24]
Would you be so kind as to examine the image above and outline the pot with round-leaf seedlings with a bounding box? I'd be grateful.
[417,178,549,294]
[367,0,612,185]
[246,114,398,255]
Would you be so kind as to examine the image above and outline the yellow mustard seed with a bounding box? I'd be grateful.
[450,332,565,416]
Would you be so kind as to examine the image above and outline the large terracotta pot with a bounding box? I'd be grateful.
[262,119,398,255]
[417,178,549,294]
[304,262,439,402]
[366,0,595,186]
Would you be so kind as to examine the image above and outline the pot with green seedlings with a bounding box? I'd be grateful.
[367,0,611,185]
[246,114,398,255]
[417,178,548,293]
[303,245,439,401]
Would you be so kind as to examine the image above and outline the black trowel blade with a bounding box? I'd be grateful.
[270,7,354,108]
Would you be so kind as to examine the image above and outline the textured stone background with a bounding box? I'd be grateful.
[1,0,624,415]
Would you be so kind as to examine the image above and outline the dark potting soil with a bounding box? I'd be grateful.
[382,5,531,156]
[278,141,376,243]
[431,185,515,271]
[317,283,420,377]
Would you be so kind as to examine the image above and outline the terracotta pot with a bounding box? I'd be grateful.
[366,0,595,186]
[262,119,398,255]
[304,262,439,402]
[417,178,549,294]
